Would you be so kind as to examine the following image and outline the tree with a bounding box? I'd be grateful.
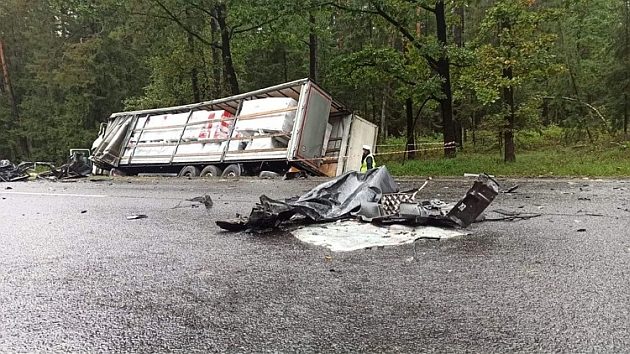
[607,0,630,137]
[464,0,559,162]
[328,0,460,157]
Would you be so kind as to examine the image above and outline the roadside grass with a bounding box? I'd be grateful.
[384,146,630,177]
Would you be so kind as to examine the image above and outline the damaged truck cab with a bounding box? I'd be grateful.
[91,79,378,178]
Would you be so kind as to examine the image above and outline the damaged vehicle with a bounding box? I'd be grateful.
[37,150,93,180]
[0,160,32,182]
[91,79,378,178]
[217,167,500,232]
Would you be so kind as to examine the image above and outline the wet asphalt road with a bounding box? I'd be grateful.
[1,176,629,353]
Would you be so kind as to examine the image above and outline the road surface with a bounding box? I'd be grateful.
[1,176,629,352]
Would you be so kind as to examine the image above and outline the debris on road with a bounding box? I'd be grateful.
[483,209,542,222]
[172,195,214,210]
[259,171,281,179]
[0,160,31,182]
[37,153,91,181]
[187,195,213,209]
[217,167,500,235]
[126,214,148,220]
[502,185,519,194]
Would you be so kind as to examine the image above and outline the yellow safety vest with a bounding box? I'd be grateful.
[360,154,377,172]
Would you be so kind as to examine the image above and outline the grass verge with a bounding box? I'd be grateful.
[385,147,630,177]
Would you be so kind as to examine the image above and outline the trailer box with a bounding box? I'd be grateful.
[92,79,378,177]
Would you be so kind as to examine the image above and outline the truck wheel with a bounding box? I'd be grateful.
[200,165,222,177]
[178,165,200,177]
[221,164,241,178]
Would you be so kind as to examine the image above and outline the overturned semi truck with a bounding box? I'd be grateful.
[91,79,378,177]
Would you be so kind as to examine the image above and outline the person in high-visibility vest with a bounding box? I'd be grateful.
[360,145,377,172]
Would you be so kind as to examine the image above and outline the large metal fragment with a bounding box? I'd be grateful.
[446,174,500,227]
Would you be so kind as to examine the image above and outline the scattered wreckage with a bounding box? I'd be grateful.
[217,167,501,236]
[36,152,92,181]
[0,151,93,182]
[0,160,32,182]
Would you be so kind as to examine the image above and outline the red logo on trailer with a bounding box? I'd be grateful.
[199,111,233,139]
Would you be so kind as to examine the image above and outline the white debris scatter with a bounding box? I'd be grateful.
[291,220,468,252]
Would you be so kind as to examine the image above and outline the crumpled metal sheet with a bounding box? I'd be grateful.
[92,116,134,169]
[217,170,500,233]
[37,156,91,180]
[0,160,31,182]
[217,166,399,231]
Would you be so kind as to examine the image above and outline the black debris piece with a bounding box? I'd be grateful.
[218,167,398,231]
[447,175,500,227]
[577,228,587,232]
[37,153,91,181]
[502,185,519,194]
[126,214,148,220]
[0,160,31,182]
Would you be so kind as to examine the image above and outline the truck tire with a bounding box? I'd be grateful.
[221,164,241,178]
[178,165,200,177]
[200,165,222,177]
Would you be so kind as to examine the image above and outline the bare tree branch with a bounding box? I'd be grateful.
[231,16,281,36]
[413,96,433,129]
[322,1,379,15]
[402,0,435,13]
[150,0,220,49]
[368,2,439,71]
[181,0,218,21]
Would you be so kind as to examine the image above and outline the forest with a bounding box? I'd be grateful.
[0,0,628,165]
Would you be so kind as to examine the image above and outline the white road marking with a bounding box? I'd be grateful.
[0,192,108,198]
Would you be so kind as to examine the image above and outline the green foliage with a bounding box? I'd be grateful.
[0,0,627,167]
[386,145,630,177]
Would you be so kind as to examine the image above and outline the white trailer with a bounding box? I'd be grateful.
[92,79,378,177]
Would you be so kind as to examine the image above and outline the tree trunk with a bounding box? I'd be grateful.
[406,98,416,160]
[0,39,18,122]
[0,39,28,158]
[215,4,239,95]
[210,11,222,98]
[499,16,516,163]
[503,65,516,162]
[472,109,477,147]
[625,0,629,139]
[380,85,388,141]
[187,31,201,102]
[435,1,457,158]
[309,10,318,82]
[282,48,288,82]
[453,5,464,47]
[453,4,464,150]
